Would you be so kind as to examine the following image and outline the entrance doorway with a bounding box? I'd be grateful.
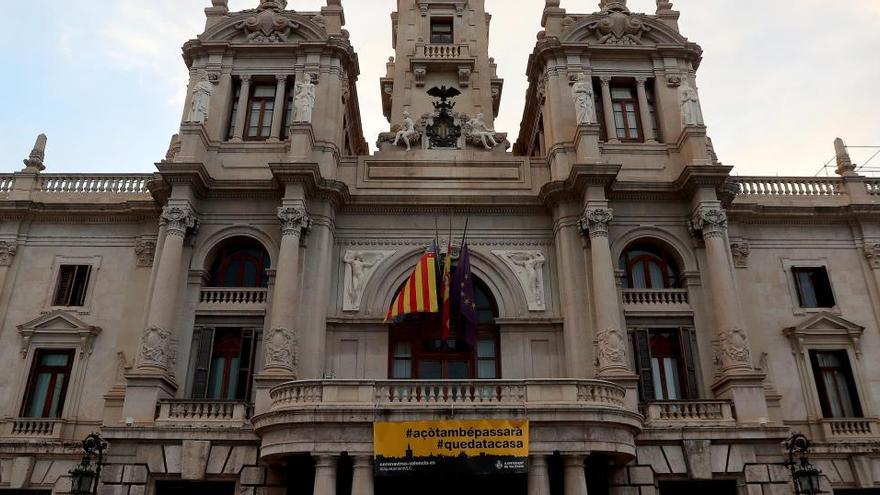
[658,480,737,495]
[375,473,527,495]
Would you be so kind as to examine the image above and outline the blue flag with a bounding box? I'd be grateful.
[453,243,478,346]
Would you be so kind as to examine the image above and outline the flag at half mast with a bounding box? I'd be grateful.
[385,248,440,322]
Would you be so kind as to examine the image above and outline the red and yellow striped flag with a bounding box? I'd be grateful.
[385,251,440,322]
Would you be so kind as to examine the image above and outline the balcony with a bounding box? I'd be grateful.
[821,418,880,441]
[4,418,63,439]
[156,400,252,428]
[197,287,267,313]
[621,289,691,313]
[643,401,736,428]
[253,380,643,460]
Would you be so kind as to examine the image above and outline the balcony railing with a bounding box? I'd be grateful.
[270,379,627,410]
[0,175,14,193]
[732,177,843,197]
[643,401,735,426]
[822,418,879,439]
[38,174,152,194]
[199,287,268,306]
[621,289,690,310]
[7,418,62,437]
[419,44,470,59]
[156,400,251,427]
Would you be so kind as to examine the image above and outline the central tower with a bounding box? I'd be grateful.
[378,0,505,151]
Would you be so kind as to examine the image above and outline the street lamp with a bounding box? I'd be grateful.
[69,433,108,495]
[785,433,824,495]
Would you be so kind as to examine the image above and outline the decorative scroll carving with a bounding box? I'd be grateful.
[730,240,751,268]
[0,240,18,267]
[597,327,627,366]
[493,251,547,311]
[718,327,752,368]
[578,208,614,238]
[161,205,198,237]
[135,240,156,268]
[235,2,299,43]
[413,65,427,87]
[586,8,650,45]
[139,326,171,369]
[457,66,472,87]
[691,208,727,240]
[265,327,298,373]
[278,206,311,238]
[343,250,395,311]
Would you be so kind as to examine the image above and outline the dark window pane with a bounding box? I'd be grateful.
[53,265,91,306]
[793,267,835,308]
[23,350,74,419]
[810,350,862,418]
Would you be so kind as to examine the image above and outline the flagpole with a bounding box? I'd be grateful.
[460,217,470,249]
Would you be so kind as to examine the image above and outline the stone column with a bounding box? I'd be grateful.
[579,207,629,377]
[313,455,337,495]
[635,77,657,143]
[553,203,591,378]
[137,205,198,373]
[263,205,310,374]
[351,456,374,495]
[564,455,588,495]
[599,76,619,143]
[691,207,753,374]
[528,455,551,495]
[269,75,288,141]
[231,75,251,142]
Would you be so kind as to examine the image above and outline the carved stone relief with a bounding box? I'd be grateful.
[265,327,298,373]
[139,326,171,369]
[597,327,627,366]
[343,250,395,311]
[493,251,547,311]
[718,327,752,368]
[135,240,156,268]
[730,240,751,268]
[0,240,18,267]
[586,9,651,45]
[864,243,880,269]
[235,3,300,43]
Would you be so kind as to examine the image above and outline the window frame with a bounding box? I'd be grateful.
[243,82,277,141]
[630,326,699,403]
[809,349,863,419]
[792,266,836,309]
[190,327,257,402]
[609,82,642,142]
[430,17,454,45]
[21,349,75,419]
[619,243,681,289]
[46,256,101,313]
[781,259,840,315]
[52,264,92,307]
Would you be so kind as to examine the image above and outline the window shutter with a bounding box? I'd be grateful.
[238,329,255,401]
[191,328,215,399]
[679,328,699,400]
[54,266,75,306]
[630,329,655,402]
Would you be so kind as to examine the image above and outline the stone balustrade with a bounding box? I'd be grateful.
[865,179,880,195]
[269,379,627,410]
[421,44,468,59]
[733,177,843,197]
[7,418,62,437]
[156,400,251,427]
[621,289,690,310]
[822,418,879,439]
[0,175,14,193]
[643,401,735,426]
[39,174,152,194]
[199,287,268,306]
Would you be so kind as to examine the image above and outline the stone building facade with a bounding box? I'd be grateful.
[0,0,878,494]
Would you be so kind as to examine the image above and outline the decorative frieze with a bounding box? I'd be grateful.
[160,205,198,238]
[0,240,18,267]
[278,206,311,238]
[578,208,614,238]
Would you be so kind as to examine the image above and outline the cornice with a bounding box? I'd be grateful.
[269,162,351,207]
[728,204,880,224]
[538,163,622,206]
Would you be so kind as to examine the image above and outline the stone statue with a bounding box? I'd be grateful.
[345,254,375,306]
[293,75,317,123]
[510,252,546,307]
[342,250,394,311]
[467,113,499,150]
[392,111,419,151]
[680,80,704,126]
[187,71,213,124]
[571,73,596,124]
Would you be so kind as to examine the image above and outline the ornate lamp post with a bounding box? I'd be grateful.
[785,433,824,495]
[69,433,108,495]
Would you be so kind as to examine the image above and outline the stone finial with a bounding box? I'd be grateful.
[656,0,674,12]
[600,0,629,12]
[23,134,47,171]
[834,137,857,176]
[210,0,228,10]
[258,0,287,11]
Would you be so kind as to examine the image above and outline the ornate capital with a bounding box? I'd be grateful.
[864,243,880,269]
[278,206,311,238]
[264,327,298,373]
[239,74,252,85]
[578,208,614,238]
[276,74,288,83]
[718,327,752,370]
[597,327,627,368]
[691,207,728,239]
[599,75,612,85]
[139,326,171,370]
[0,240,18,267]
[161,205,198,237]
[635,76,647,85]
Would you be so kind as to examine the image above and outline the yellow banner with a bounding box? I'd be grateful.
[374,419,529,476]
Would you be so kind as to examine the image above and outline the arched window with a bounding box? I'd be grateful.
[389,277,500,380]
[619,242,680,289]
[208,237,271,288]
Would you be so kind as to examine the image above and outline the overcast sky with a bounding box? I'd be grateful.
[0,0,877,175]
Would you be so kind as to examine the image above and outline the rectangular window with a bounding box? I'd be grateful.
[611,84,641,141]
[53,265,91,307]
[810,350,862,418]
[631,328,698,402]
[245,84,276,141]
[227,81,241,139]
[430,18,454,44]
[191,328,256,401]
[22,350,74,418]
[792,267,836,308]
[391,342,412,379]
[476,338,498,379]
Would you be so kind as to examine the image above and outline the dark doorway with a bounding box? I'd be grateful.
[375,473,527,495]
[155,481,236,495]
[658,480,737,495]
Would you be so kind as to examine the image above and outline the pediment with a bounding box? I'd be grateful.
[560,12,690,47]
[200,10,329,44]
[17,310,102,357]
[783,312,864,356]
[18,310,99,333]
